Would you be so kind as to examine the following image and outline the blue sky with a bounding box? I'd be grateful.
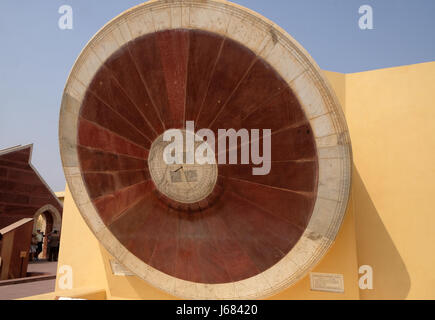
[1,0,434,191]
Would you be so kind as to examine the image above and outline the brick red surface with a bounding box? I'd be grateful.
[0,146,62,229]
[0,279,55,300]
[0,261,57,300]
[77,29,318,284]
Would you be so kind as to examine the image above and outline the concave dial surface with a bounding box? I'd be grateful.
[76,28,317,284]
[60,0,351,300]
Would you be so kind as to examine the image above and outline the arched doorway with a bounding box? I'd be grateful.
[33,205,62,260]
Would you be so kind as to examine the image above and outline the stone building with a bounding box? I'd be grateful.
[0,144,63,277]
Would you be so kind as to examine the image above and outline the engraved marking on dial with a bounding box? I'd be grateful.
[148,132,217,204]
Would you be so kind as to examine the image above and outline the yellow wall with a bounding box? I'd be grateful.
[345,61,435,299]
[54,186,108,293]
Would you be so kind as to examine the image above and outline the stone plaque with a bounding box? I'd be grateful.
[109,259,135,276]
[310,272,344,293]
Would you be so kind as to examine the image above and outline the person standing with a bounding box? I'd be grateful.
[0,233,3,274]
[47,230,60,262]
[30,233,38,262]
[35,230,43,261]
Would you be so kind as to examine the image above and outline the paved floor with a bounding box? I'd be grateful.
[28,260,58,274]
[0,260,57,300]
[0,279,55,300]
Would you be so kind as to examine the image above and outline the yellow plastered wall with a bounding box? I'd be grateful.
[346,61,435,299]
[54,186,108,293]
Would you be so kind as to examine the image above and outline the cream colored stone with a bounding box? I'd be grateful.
[122,251,151,277]
[233,274,271,299]
[318,158,342,201]
[59,110,78,143]
[288,234,324,268]
[210,282,236,300]
[152,6,172,31]
[96,228,128,262]
[265,41,306,85]
[316,134,338,148]
[60,92,81,115]
[292,72,329,119]
[126,10,155,39]
[74,49,101,87]
[310,114,335,138]
[80,202,106,234]
[67,174,91,207]
[310,272,345,293]
[261,253,299,289]
[64,78,86,105]
[148,132,218,204]
[180,3,190,28]
[226,15,272,55]
[318,145,346,159]
[258,35,276,60]
[174,279,199,299]
[198,284,220,300]
[63,166,80,177]
[59,107,78,168]
[170,4,183,29]
[189,5,231,35]
[307,198,340,238]
[59,142,77,165]
[111,19,133,46]
[226,3,279,55]
[145,267,176,295]
[92,32,120,63]
[59,141,79,168]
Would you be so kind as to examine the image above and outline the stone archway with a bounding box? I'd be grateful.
[33,205,62,232]
[33,205,62,259]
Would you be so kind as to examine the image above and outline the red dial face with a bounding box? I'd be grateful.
[77,29,318,284]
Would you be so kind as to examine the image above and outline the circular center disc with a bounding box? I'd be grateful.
[148,132,218,204]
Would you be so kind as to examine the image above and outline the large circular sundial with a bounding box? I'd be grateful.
[59,0,352,299]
